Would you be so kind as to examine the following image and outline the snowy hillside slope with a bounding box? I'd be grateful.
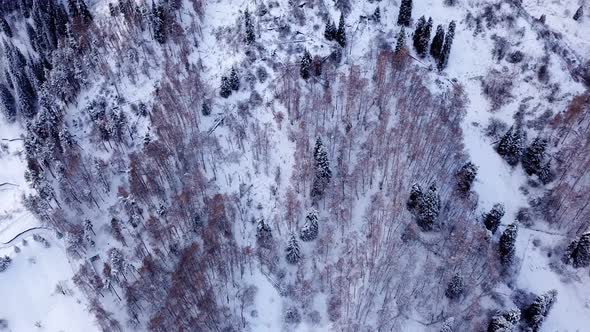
[0,0,589,331]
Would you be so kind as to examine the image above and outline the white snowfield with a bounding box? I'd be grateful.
[0,121,98,331]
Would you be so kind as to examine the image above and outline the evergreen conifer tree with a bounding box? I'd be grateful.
[395,28,406,54]
[256,218,272,248]
[78,0,93,24]
[563,232,590,268]
[397,0,412,27]
[417,17,432,58]
[499,223,518,266]
[496,126,525,166]
[229,67,240,91]
[437,20,456,70]
[0,17,12,38]
[445,274,464,300]
[220,76,232,98]
[300,50,312,80]
[456,161,477,194]
[311,138,332,200]
[285,234,301,264]
[522,137,547,176]
[244,9,255,44]
[300,209,319,241]
[413,16,426,54]
[523,290,557,332]
[483,203,505,234]
[372,7,381,22]
[488,309,521,332]
[336,14,346,47]
[430,25,445,60]
[573,6,583,21]
[152,3,167,44]
[324,20,336,41]
[0,84,16,122]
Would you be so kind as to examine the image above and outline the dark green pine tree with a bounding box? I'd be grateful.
[456,161,477,194]
[563,232,590,268]
[311,138,332,200]
[372,7,381,23]
[521,137,547,176]
[417,17,432,58]
[78,0,93,24]
[300,209,319,241]
[152,2,167,44]
[430,24,445,60]
[499,223,518,267]
[394,28,406,54]
[483,203,505,234]
[336,14,346,47]
[0,83,16,122]
[300,50,312,80]
[324,20,336,41]
[229,67,240,91]
[256,218,273,248]
[285,234,301,264]
[244,9,255,44]
[437,20,456,70]
[0,16,12,38]
[397,0,412,27]
[412,16,426,54]
[68,0,79,18]
[524,290,557,332]
[496,126,525,167]
[219,76,232,98]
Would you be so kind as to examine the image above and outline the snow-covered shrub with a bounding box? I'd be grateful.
[482,69,514,110]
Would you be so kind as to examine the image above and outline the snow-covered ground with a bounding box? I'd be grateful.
[0,122,97,331]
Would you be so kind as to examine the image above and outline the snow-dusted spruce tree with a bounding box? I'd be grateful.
[285,234,301,264]
[456,161,478,194]
[300,50,312,80]
[336,13,346,47]
[220,76,232,98]
[496,126,525,167]
[256,218,272,248]
[311,138,332,200]
[563,232,590,268]
[397,0,412,27]
[78,0,93,25]
[487,309,521,332]
[483,203,505,234]
[394,28,406,54]
[0,16,12,38]
[201,101,211,116]
[372,7,381,23]
[324,19,336,41]
[151,2,167,44]
[499,223,518,267]
[0,83,16,122]
[0,256,11,272]
[438,20,456,71]
[418,17,433,58]
[407,183,441,231]
[244,9,255,44]
[521,137,547,176]
[413,16,426,55]
[300,209,319,241]
[573,6,583,21]
[229,67,240,91]
[430,25,445,60]
[523,290,557,332]
[445,273,465,300]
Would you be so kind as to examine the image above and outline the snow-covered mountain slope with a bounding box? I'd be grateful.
[0,0,589,331]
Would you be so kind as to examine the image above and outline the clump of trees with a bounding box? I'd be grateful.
[487,309,520,332]
[522,290,557,332]
[456,161,478,194]
[496,126,525,166]
[499,223,518,267]
[562,232,590,268]
[407,183,441,231]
